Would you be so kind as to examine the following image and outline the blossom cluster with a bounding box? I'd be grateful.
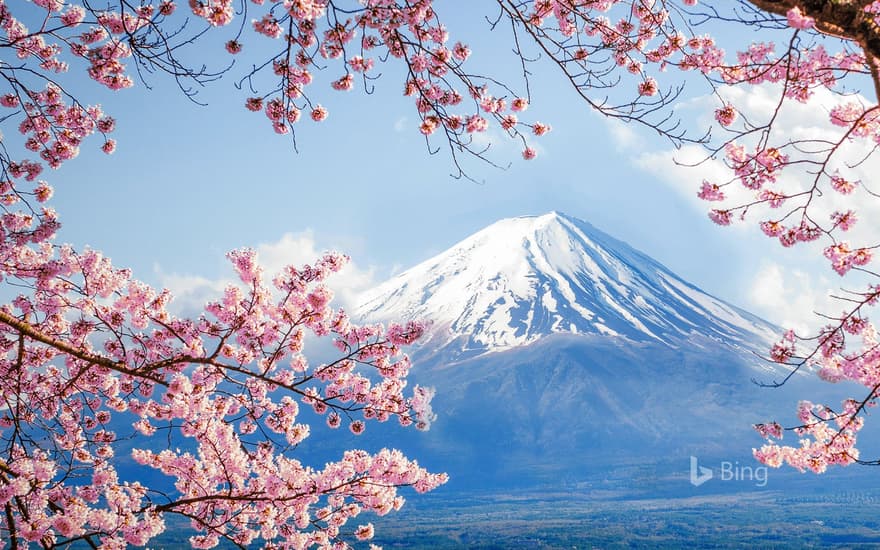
[231,0,551,158]
[0,238,446,547]
[0,0,152,92]
[754,288,880,474]
[1,84,116,170]
[754,398,866,474]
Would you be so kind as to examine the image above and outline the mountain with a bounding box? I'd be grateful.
[356,211,779,363]
[352,212,816,491]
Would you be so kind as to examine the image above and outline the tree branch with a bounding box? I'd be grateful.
[745,0,880,97]
[0,309,166,386]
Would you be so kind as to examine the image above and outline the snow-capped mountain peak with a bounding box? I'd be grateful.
[355,212,777,359]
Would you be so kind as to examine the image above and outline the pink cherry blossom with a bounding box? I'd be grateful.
[714,103,737,126]
[638,76,658,96]
[697,180,724,201]
[311,104,328,122]
[786,7,815,30]
[225,39,242,54]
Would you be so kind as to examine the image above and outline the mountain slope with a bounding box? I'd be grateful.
[350,212,800,491]
[356,211,777,361]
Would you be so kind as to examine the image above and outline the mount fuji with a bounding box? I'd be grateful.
[352,212,814,490]
[357,211,778,361]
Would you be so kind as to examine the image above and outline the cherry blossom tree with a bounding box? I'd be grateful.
[0,1,453,548]
[5,0,880,545]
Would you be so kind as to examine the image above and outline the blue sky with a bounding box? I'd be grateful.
[36,4,858,334]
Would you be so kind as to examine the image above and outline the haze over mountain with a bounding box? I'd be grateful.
[352,212,815,490]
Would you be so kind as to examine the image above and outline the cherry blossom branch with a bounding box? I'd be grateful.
[0,309,167,386]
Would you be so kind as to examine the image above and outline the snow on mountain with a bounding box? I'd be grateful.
[355,211,778,360]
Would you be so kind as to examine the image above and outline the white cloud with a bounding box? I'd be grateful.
[747,262,834,335]
[628,84,880,332]
[255,232,376,308]
[639,85,880,247]
[635,143,738,210]
[154,271,229,314]
[604,116,645,151]
[155,231,377,315]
